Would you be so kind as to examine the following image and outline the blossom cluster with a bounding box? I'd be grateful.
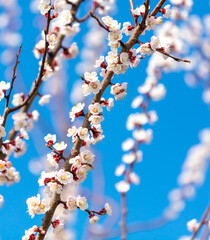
[134,1,210,224]
[34,0,80,80]
[38,169,72,195]
[115,74,165,193]
[25,128,113,233]
[93,15,142,75]
[0,103,38,187]
[22,225,45,240]
[113,3,182,192]
[62,195,112,224]
[164,128,210,221]
[0,81,10,101]
[51,217,65,234]
[0,158,20,186]
[69,150,95,184]
[181,14,210,105]
[68,98,114,148]
[27,193,50,218]
[34,0,115,82]
[1,125,30,159]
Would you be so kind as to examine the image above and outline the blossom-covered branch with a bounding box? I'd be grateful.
[24,1,185,239]
[0,0,100,159]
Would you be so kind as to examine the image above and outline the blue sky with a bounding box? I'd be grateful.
[0,0,209,239]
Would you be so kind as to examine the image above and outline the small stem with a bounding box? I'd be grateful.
[46,144,67,161]
[74,4,97,23]
[139,0,150,28]
[121,193,127,240]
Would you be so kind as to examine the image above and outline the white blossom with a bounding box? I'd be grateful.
[149,84,166,101]
[133,129,153,143]
[38,0,51,15]
[150,36,160,51]
[26,194,49,218]
[80,150,95,164]
[60,10,72,26]
[69,103,85,122]
[187,219,199,232]
[78,127,89,141]
[89,103,103,115]
[77,196,88,210]
[162,5,171,19]
[66,196,77,212]
[105,203,112,216]
[0,81,10,100]
[44,133,56,144]
[12,93,24,106]
[53,141,67,151]
[57,169,73,185]
[115,163,126,176]
[38,94,51,106]
[115,181,130,193]
[131,5,145,16]
[101,16,121,31]
[129,172,140,185]
[131,96,144,109]
[122,22,133,36]
[89,215,99,224]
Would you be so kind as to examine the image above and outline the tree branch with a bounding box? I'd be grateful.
[35,1,169,238]
[139,0,150,29]
[0,0,98,156]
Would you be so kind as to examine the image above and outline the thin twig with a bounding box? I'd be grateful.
[8,11,51,114]
[46,144,67,161]
[191,203,210,240]
[5,44,22,109]
[137,40,191,63]
[74,4,97,23]
[89,11,110,32]
[156,48,191,63]
[150,0,166,16]
[129,0,138,27]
